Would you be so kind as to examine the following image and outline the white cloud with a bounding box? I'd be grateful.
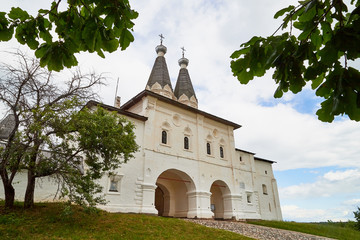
[282,205,353,222]
[280,169,360,199]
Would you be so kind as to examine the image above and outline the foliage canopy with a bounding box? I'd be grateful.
[0,0,138,71]
[231,0,360,122]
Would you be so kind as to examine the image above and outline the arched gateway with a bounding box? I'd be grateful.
[210,180,233,219]
[155,169,196,218]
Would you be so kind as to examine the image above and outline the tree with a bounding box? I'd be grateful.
[230,0,360,122]
[0,0,138,71]
[0,52,138,208]
[355,206,360,230]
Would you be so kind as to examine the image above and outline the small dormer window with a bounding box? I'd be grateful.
[206,142,211,155]
[161,130,167,144]
[220,146,224,158]
[184,136,189,150]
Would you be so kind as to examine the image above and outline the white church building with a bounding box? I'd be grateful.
[0,42,282,221]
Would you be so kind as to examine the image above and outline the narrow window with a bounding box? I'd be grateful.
[239,156,242,162]
[161,130,167,144]
[220,146,224,158]
[247,194,252,203]
[184,136,189,150]
[262,184,268,195]
[206,142,211,155]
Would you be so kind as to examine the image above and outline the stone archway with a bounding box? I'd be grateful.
[155,169,196,218]
[210,180,232,219]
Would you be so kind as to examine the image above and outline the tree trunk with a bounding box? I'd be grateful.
[24,171,36,208]
[3,182,15,208]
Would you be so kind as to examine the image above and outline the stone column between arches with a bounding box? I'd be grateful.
[187,190,213,219]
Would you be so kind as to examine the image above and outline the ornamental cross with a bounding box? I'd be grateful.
[159,34,165,45]
[181,46,186,58]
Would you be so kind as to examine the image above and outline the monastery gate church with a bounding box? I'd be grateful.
[0,41,282,221]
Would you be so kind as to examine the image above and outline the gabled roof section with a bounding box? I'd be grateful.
[120,90,241,129]
[235,148,255,155]
[174,68,197,100]
[86,101,148,122]
[254,156,276,164]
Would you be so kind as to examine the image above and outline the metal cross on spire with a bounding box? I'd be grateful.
[159,34,165,45]
[181,46,186,58]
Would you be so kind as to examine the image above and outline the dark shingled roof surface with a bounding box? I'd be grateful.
[0,114,15,139]
[174,68,197,100]
[146,56,173,90]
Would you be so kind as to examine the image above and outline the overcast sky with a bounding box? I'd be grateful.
[1,0,360,222]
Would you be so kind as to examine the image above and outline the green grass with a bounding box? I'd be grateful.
[248,220,360,240]
[0,202,253,240]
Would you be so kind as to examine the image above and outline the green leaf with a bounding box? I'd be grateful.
[321,21,332,43]
[274,85,284,98]
[316,98,335,122]
[311,73,325,89]
[0,26,13,41]
[274,5,295,19]
[119,29,134,50]
[230,48,250,59]
[299,2,317,21]
[102,39,119,53]
[310,29,322,50]
[8,7,30,21]
[318,43,338,66]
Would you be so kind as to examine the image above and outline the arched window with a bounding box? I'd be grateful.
[206,142,211,155]
[161,130,167,144]
[184,136,189,150]
[220,146,224,158]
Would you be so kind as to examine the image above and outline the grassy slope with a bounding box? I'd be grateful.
[0,202,253,240]
[248,220,360,240]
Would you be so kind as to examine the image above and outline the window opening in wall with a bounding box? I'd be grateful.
[265,170,268,174]
[184,136,189,150]
[247,193,252,203]
[109,179,118,192]
[239,156,242,162]
[262,184,268,195]
[220,146,224,158]
[161,130,167,144]
[206,142,211,155]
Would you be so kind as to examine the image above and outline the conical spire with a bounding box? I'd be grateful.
[174,47,198,108]
[146,34,175,99]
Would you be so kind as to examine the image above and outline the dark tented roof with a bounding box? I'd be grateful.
[0,114,16,139]
[146,56,173,90]
[174,68,197,100]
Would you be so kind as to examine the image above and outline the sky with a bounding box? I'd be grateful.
[1,0,360,222]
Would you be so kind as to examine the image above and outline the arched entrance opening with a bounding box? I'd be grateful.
[210,180,232,219]
[155,169,195,218]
